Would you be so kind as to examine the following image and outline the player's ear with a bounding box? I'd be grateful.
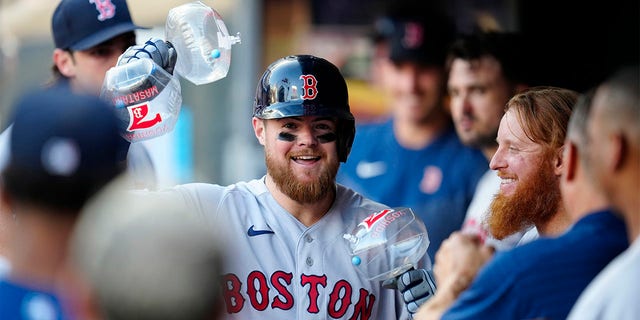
[252,117,266,146]
[553,145,565,177]
[53,48,76,77]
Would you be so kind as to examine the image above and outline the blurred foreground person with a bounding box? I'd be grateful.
[0,0,156,276]
[568,65,640,319]
[0,87,124,318]
[64,177,225,320]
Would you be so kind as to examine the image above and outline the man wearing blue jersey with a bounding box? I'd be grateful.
[336,1,487,262]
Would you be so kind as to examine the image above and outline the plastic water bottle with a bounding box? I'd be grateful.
[343,207,429,281]
[165,1,241,85]
[101,59,182,142]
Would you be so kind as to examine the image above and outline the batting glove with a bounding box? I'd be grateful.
[117,38,177,75]
[397,268,437,316]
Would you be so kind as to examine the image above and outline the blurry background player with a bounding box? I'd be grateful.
[337,0,487,262]
[46,0,180,190]
[445,32,531,250]
[0,87,124,318]
[48,0,142,95]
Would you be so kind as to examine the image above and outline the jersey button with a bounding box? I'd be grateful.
[306,257,314,266]
[305,235,313,243]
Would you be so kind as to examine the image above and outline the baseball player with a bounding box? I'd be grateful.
[447,32,532,250]
[0,86,124,318]
[0,0,146,177]
[336,1,489,263]
[150,55,418,319]
[0,0,182,187]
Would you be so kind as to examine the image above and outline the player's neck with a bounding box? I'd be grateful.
[536,207,572,237]
[610,164,639,242]
[8,210,74,289]
[566,174,610,223]
[618,171,640,242]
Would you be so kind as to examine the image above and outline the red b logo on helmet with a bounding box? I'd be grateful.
[299,75,318,100]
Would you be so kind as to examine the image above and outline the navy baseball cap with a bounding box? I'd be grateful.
[4,86,125,210]
[52,0,146,50]
[373,2,456,66]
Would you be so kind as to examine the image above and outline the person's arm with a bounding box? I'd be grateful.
[412,232,494,320]
[412,273,470,320]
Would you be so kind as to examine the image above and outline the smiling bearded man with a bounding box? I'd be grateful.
[264,118,341,204]
[488,148,563,239]
[133,55,420,320]
[486,87,576,240]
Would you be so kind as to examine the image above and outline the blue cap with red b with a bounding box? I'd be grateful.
[52,0,146,50]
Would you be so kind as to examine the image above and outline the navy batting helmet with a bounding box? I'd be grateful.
[253,55,355,162]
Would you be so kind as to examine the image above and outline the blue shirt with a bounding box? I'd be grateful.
[337,119,487,261]
[442,209,628,320]
[0,279,67,320]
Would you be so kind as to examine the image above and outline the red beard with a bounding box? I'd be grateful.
[487,154,562,240]
[265,149,338,203]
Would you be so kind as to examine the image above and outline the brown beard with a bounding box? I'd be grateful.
[487,153,562,239]
[265,149,338,203]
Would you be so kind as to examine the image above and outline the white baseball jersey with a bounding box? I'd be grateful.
[163,177,410,320]
[567,235,640,320]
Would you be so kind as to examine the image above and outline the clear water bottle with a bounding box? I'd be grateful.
[101,59,182,142]
[165,1,241,85]
[343,207,429,281]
